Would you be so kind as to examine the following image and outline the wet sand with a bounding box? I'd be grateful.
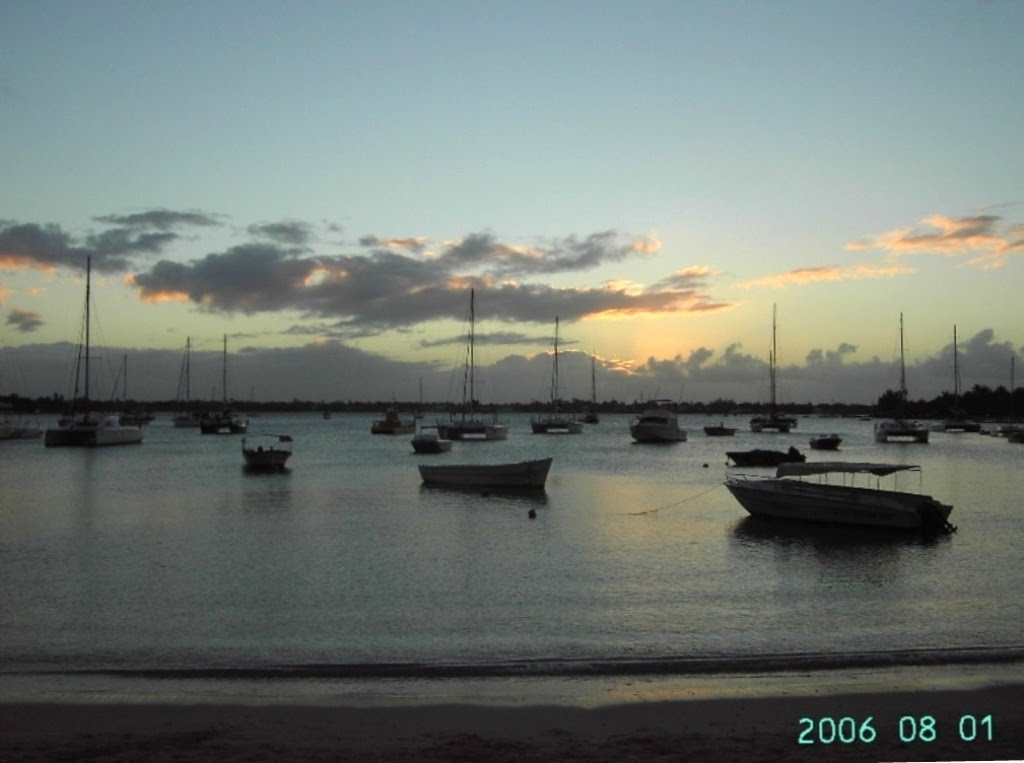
[3,683,1021,761]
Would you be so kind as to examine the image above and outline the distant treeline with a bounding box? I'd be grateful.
[4,383,1022,420]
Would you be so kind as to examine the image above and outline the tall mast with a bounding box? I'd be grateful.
[552,316,560,408]
[591,352,597,405]
[468,289,475,417]
[769,303,777,415]
[953,324,960,405]
[84,256,92,411]
[1011,354,1016,420]
[222,333,227,405]
[899,313,907,418]
[185,337,191,402]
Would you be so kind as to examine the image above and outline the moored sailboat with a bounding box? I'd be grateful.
[173,337,202,427]
[199,335,248,434]
[935,325,981,433]
[531,317,583,434]
[436,289,508,441]
[749,304,797,433]
[44,257,143,447]
[874,314,929,444]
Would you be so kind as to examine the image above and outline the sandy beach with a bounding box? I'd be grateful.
[2,683,1021,762]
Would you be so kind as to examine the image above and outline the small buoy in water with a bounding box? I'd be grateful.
[528,509,537,519]
[703,463,709,468]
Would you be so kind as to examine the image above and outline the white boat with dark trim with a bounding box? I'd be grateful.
[418,457,552,488]
[44,257,143,448]
[629,408,686,442]
[242,434,292,470]
[411,426,453,454]
[725,462,955,533]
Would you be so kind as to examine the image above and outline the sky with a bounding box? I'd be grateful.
[1,0,1022,406]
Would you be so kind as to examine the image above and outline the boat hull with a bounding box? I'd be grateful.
[725,477,952,530]
[531,416,584,434]
[629,410,686,442]
[200,412,248,434]
[749,415,797,433]
[727,448,804,467]
[704,425,736,436]
[436,420,509,441]
[411,433,453,453]
[874,420,929,443]
[44,416,143,447]
[418,457,552,488]
[371,423,416,435]
[630,424,686,442]
[809,435,842,450]
[242,450,291,469]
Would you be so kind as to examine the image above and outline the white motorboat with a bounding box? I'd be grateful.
[531,317,583,434]
[629,408,686,442]
[875,314,929,444]
[44,257,143,448]
[242,434,292,470]
[418,457,552,488]
[437,289,509,441]
[411,426,453,454]
[725,462,955,533]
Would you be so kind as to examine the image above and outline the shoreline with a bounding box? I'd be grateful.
[3,682,1021,762]
[3,665,1022,761]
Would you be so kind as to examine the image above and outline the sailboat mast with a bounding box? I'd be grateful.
[591,352,597,405]
[185,337,191,402]
[84,256,91,410]
[898,313,907,417]
[222,334,227,405]
[468,289,475,417]
[770,303,777,415]
[552,316,560,407]
[953,325,960,404]
[1011,354,1016,420]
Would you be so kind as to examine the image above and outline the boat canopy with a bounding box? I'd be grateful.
[776,462,920,478]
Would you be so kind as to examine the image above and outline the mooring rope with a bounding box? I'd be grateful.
[627,483,722,516]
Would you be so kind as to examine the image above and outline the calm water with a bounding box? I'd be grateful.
[1,412,1022,684]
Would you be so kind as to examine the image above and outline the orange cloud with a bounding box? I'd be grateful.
[632,234,662,254]
[845,213,1023,268]
[0,255,58,273]
[736,263,915,290]
[140,290,190,304]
